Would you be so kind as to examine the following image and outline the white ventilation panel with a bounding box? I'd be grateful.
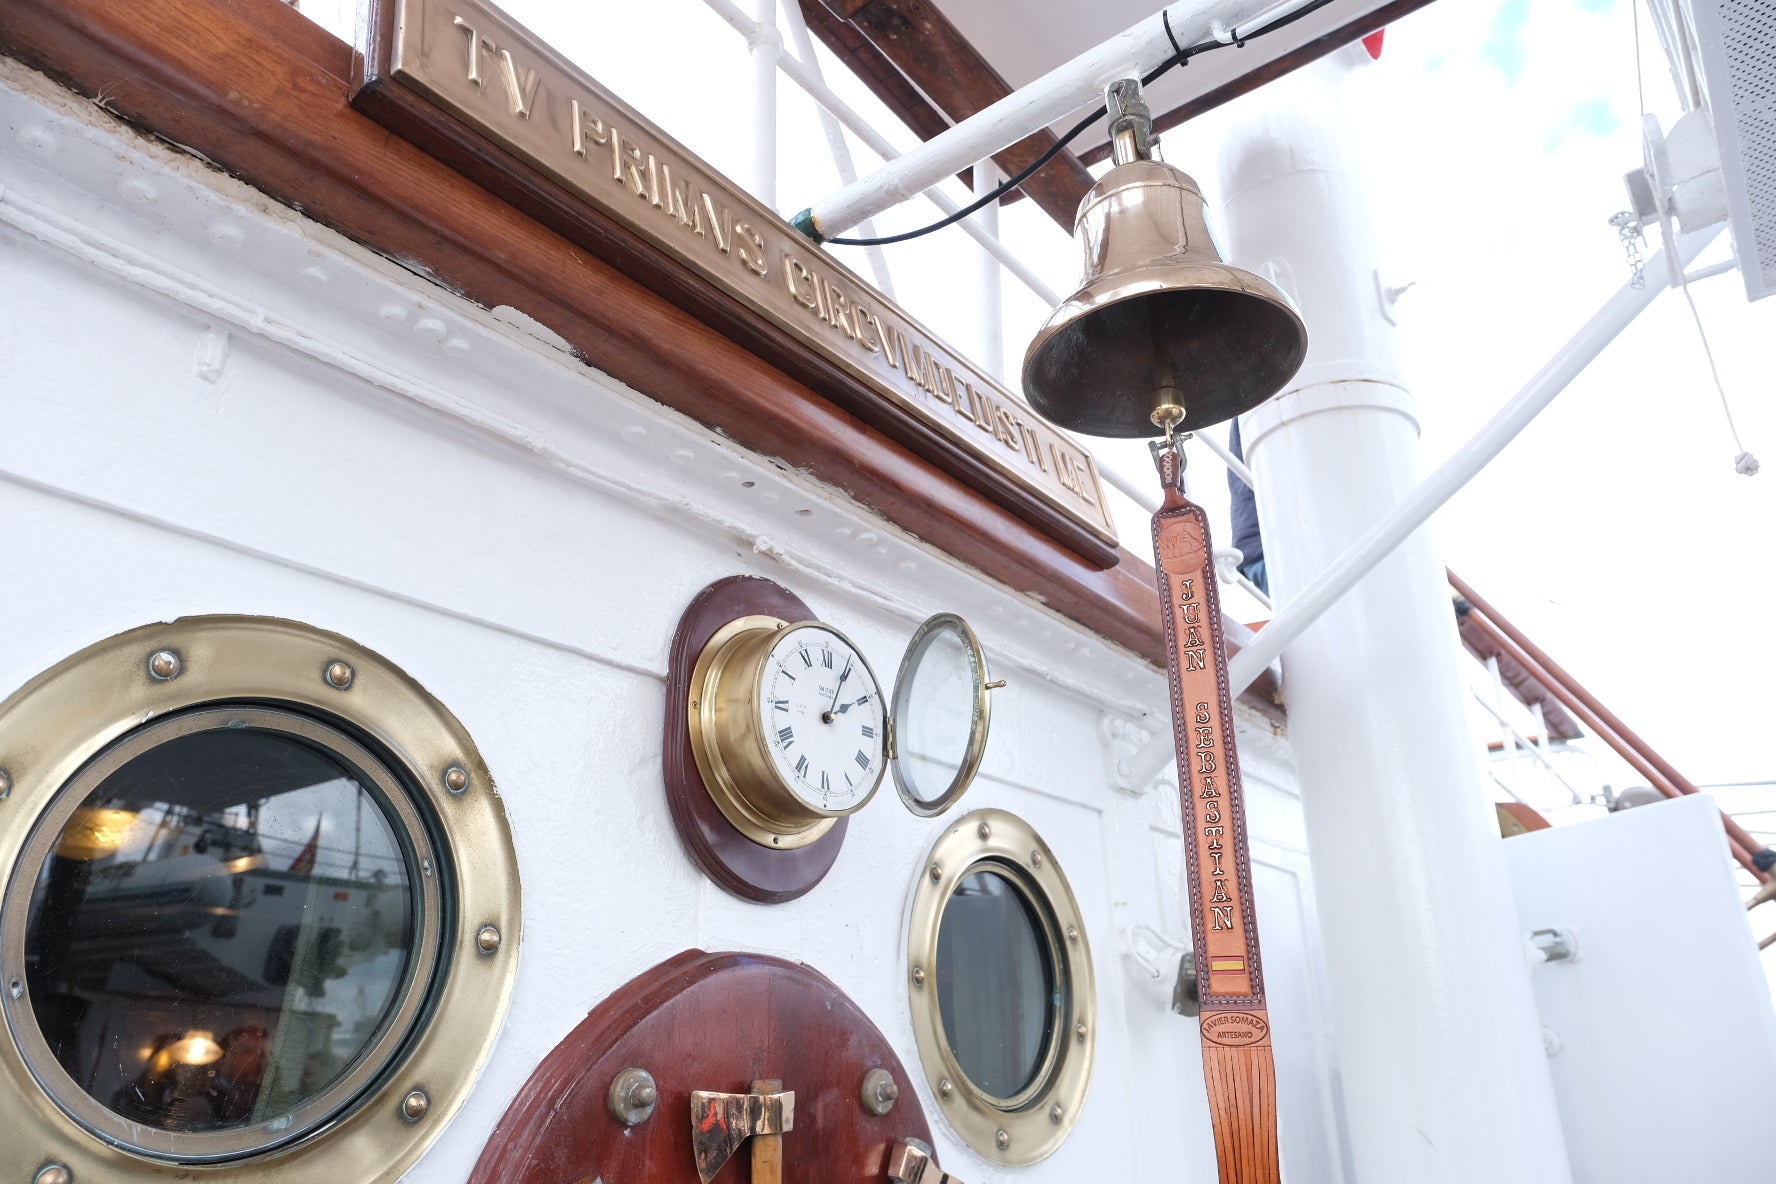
[1689,0,1776,300]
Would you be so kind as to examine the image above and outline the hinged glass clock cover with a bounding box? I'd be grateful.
[889,614,997,817]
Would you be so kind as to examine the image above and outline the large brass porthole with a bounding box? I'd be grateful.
[906,809,1094,1166]
[0,617,520,1182]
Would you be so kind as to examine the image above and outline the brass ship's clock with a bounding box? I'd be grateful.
[663,576,1001,902]
[688,617,886,849]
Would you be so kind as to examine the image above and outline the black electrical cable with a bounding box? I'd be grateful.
[818,0,1341,247]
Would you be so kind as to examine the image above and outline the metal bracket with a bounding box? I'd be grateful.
[690,1081,794,1184]
[886,1138,965,1184]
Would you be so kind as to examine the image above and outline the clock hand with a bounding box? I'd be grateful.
[822,658,852,722]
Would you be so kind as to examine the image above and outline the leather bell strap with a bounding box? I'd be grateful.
[1150,442,1279,1184]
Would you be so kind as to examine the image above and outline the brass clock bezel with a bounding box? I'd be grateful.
[889,613,995,818]
[687,616,886,850]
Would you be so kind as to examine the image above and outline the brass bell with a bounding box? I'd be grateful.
[1022,82,1307,439]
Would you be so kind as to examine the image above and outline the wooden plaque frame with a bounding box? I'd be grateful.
[664,576,847,902]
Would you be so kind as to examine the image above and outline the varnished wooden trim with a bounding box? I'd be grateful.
[351,0,1115,566]
[0,0,1286,710]
[809,0,1095,228]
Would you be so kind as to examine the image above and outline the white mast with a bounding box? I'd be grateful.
[1218,49,1574,1182]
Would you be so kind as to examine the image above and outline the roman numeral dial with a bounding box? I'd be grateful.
[686,615,888,853]
[758,625,885,815]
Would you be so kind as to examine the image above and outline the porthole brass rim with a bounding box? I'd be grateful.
[905,808,1094,1166]
[889,614,992,819]
[1,705,444,1162]
[0,616,520,1182]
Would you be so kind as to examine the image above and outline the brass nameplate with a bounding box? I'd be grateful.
[367,0,1114,544]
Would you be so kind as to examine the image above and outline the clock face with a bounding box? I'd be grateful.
[757,624,885,814]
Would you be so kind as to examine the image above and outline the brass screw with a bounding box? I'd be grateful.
[995,1129,1010,1150]
[476,925,502,954]
[147,649,181,680]
[1075,1019,1088,1042]
[34,1166,72,1184]
[1031,850,1043,868]
[911,965,926,987]
[976,821,991,840]
[1067,925,1079,943]
[929,863,942,883]
[325,660,355,690]
[937,1077,953,1099]
[401,1088,430,1122]
[1049,1103,1064,1124]
[444,765,470,794]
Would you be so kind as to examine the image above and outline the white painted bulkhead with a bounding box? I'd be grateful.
[0,63,1348,1183]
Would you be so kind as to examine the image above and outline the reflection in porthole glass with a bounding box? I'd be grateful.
[14,706,428,1156]
[934,866,1058,1099]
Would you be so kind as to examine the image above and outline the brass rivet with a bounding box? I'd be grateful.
[929,863,942,882]
[861,1067,898,1116]
[1067,925,1079,943]
[976,821,991,840]
[1050,1103,1064,1124]
[1075,1019,1088,1042]
[995,1129,1010,1150]
[444,765,470,794]
[608,1067,658,1126]
[325,660,355,689]
[476,924,501,954]
[147,649,181,681]
[911,965,926,987]
[1031,850,1043,867]
[690,699,699,709]
[938,1077,953,1099]
[401,1088,429,1122]
[34,1166,72,1184]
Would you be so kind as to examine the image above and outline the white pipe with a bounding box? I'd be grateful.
[700,0,1062,305]
[1195,426,1254,487]
[1682,257,1736,285]
[975,162,1005,380]
[1096,458,1161,513]
[750,0,779,210]
[801,0,1267,238]
[1223,225,1721,696]
[777,0,896,299]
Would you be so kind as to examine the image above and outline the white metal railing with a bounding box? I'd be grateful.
[700,0,1062,310]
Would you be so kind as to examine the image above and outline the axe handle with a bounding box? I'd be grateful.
[752,1079,783,1184]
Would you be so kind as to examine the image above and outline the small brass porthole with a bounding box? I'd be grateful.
[0,617,519,1182]
[906,809,1093,1165]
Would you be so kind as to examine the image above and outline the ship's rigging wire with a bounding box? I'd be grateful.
[822,0,1343,246]
[1627,0,1757,474]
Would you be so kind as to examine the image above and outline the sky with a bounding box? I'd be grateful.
[295,0,1772,813]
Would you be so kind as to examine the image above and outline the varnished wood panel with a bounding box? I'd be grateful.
[663,576,847,903]
[470,950,937,1184]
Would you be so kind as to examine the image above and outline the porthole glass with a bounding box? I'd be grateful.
[935,867,1057,1098]
[907,809,1094,1165]
[4,704,441,1162]
[0,617,518,1184]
